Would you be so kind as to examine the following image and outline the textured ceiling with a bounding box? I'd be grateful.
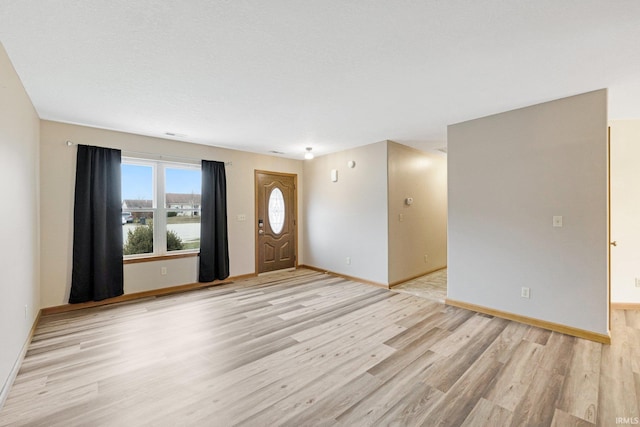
[1,1,640,158]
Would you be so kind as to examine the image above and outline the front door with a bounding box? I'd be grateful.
[255,171,297,273]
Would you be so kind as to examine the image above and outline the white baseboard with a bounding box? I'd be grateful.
[0,310,40,411]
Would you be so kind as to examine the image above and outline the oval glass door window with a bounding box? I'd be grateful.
[268,187,285,234]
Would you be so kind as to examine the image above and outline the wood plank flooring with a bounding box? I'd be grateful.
[391,269,448,303]
[1,269,638,426]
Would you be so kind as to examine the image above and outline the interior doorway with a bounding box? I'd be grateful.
[609,121,640,308]
[255,170,298,274]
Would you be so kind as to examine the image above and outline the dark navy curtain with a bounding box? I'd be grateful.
[69,145,124,303]
[199,160,230,282]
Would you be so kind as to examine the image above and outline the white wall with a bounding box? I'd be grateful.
[40,120,304,308]
[387,141,447,284]
[448,90,609,335]
[610,120,640,303]
[0,43,40,402]
[303,141,388,285]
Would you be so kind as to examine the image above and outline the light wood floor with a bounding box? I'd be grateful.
[392,269,448,303]
[1,269,638,426]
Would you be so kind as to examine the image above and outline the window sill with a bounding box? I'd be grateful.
[123,252,199,265]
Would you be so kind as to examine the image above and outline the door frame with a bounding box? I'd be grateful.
[254,170,298,274]
[607,126,612,332]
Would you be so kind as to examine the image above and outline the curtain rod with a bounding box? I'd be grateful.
[65,140,233,166]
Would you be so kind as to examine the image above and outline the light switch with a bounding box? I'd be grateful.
[553,216,563,227]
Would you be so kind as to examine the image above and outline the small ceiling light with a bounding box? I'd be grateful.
[304,147,314,160]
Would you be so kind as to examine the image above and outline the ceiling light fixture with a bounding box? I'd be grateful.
[304,147,314,160]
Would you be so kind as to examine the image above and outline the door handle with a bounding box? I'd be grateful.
[610,241,617,247]
[258,229,264,235]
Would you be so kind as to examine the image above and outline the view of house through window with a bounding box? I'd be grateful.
[122,159,201,257]
[121,163,154,256]
[165,167,202,251]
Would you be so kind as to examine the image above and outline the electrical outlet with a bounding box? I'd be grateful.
[399,213,404,222]
[521,287,530,298]
[346,257,351,265]
[424,254,429,263]
[636,278,640,288]
[237,214,246,221]
[161,267,167,276]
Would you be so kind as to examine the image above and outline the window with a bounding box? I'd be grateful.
[122,158,201,258]
[165,167,202,251]
[268,187,285,234]
[121,162,155,256]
